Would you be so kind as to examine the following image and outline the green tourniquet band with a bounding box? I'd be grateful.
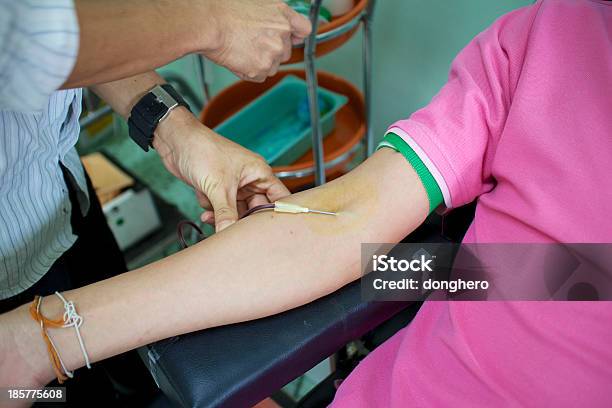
[377,133,444,213]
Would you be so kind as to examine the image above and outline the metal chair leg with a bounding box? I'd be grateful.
[305,0,326,186]
[363,0,377,157]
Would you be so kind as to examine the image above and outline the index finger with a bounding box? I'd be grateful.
[283,6,312,39]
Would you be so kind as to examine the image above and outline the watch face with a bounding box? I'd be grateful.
[146,97,166,117]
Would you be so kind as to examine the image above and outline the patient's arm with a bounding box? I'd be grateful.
[0,149,428,387]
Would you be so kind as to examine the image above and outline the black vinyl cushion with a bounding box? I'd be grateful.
[139,281,411,408]
[137,215,470,408]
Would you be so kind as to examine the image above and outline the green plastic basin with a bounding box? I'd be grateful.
[213,75,348,166]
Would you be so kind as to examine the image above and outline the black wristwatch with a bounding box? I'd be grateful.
[128,84,191,152]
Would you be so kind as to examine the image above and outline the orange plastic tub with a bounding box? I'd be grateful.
[284,0,367,65]
[200,69,365,192]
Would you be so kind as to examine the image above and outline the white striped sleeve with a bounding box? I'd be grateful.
[0,0,79,112]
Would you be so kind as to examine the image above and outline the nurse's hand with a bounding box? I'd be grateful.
[154,107,290,232]
[200,0,311,82]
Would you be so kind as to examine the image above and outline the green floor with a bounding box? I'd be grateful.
[100,118,205,222]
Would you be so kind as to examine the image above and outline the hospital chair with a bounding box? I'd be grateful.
[139,204,476,408]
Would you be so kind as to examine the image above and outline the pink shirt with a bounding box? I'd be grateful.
[332,1,612,406]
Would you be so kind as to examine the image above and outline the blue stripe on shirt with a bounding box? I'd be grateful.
[0,0,87,299]
[0,0,79,112]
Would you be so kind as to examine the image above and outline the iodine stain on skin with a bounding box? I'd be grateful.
[286,170,380,237]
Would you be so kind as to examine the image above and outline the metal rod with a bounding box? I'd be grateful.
[293,11,364,47]
[363,0,377,157]
[307,209,337,216]
[305,0,326,186]
[275,142,361,179]
[79,104,113,129]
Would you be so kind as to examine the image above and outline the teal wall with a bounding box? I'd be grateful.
[162,0,532,142]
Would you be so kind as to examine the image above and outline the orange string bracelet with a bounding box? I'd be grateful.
[29,296,70,384]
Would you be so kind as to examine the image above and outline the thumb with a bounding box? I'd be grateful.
[287,9,312,39]
[264,177,291,203]
[208,186,239,232]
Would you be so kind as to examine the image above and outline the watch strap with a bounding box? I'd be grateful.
[128,84,191,152]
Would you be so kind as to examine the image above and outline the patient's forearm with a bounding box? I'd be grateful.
[3,149,428,385]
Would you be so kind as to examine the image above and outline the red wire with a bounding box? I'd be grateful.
[177,204,276,248]
[239,203,276,219]
[177,220,204,249]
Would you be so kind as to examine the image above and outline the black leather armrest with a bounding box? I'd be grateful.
[139,281,411,408]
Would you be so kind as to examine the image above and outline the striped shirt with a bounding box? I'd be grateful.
[0,0,89,299]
